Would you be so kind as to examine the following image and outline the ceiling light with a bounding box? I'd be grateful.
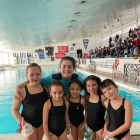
[68,26,72,28]
[97,31,98,33]
[81,1,86,3]
[118,19,119,21]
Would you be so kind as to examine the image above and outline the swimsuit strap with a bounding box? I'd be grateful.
[24,85,29,96]
[63,99,65,106]
[50,97,53,107]
[68,94,71,101]
[99,94,101,101]
[41,84,45,91]
[122,98,125,106]
[79,95,81,103]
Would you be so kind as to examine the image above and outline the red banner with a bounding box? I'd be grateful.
[58,46,69,52]
[55,53,66,59]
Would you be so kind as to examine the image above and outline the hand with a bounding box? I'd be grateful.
[79,124,85,134]
[105,131,114,139]
[14,86,23,101]
[102,127,107,139]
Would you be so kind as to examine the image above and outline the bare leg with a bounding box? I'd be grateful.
[121,131,131,140]
[70,123,78,140]
[37,125,44,140]
[49,132,59,140]
[96,128,104,140]
[77,123,84,140]
[24,126,37,140]
[59,129,67,140]
[86,130,96,140]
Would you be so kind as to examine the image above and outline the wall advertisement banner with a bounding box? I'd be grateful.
[55,53,66,59]
[58,46,69,52]
[69,46,75,52]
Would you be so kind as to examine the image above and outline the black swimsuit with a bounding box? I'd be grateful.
[22,84,48,128]
[48,98,66,137]
[68,95,84,127]
[86,94,106,132]
[107,98,130,139]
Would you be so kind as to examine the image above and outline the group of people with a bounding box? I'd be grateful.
[93,26,140,58]
[12,56,133,140]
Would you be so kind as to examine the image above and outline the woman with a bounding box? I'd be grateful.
[14,56,84,100]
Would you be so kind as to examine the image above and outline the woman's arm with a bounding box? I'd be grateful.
[14,81,28,101]
[43,100,52,140]
[106,100,133,138]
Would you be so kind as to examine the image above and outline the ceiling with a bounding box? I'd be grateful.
[0,0,140,52]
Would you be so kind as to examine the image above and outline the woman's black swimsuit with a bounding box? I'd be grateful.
[107,98,130,140]
[48,98,66,137]
[86,94,106,132]
[68,95,84,127]
[22,84,48,128]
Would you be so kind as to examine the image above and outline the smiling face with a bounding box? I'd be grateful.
[86,80,99,95]
[101,85,118,99]
[50,85,64,101]
[26,66,42,86]
[69,83,82,98]
[60,60,74,80]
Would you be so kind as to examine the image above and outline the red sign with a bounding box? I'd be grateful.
[55,53,66,59]
[58,46,69,52]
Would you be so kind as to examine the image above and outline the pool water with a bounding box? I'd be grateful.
[0,68,140,134]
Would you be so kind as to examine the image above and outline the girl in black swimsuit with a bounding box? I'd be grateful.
[12,63,50,140]
[43,80,69,140]
[101,79,132,140]
[83,75,107,140]
[65,79,87,140]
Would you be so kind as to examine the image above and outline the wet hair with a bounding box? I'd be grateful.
[100,79,117,90]
[69,79,83,89]
[50,80,64,91]
[60,56,76,70]
[83,75,102,98]
[26,63,41,74]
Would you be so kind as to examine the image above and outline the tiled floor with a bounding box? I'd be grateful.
[77,66,140,89]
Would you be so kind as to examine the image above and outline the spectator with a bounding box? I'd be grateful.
[130,44,136,56]
[119,38,122,48]
[124,45,128,55]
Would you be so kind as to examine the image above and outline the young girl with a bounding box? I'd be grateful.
[65,79,87,140]
[12,63,49,140]
[83,75,106,140]
[43,80,69,140]
[101,79,133,140]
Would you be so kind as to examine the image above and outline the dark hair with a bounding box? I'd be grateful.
[69,79,83,89]
[26,63,41,74]
[60,56,76,70]
[50,80,64,90]
[100,79,117,90]
[83,75,102,99]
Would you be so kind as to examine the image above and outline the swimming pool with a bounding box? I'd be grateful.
[0,68,140,134]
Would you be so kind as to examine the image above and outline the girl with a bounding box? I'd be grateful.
[101,79,132,140]
[65,79,87,140]
[43,80,69,140]
[83,75,106,140]
[12,63,49,140]
[14,56,84,100]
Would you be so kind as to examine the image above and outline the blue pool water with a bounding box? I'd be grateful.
[0,68,140,134]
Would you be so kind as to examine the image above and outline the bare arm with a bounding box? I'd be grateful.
[14,81,28,101]
[43,100,52,140]
[12,88,26,125]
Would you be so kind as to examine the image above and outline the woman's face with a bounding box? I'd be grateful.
[60,60,74,80]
